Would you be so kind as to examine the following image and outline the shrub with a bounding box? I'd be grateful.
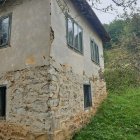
[104,67,139,92]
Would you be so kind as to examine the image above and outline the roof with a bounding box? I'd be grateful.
[71,0,110,42]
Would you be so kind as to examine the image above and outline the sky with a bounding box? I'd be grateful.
[88,0,140,24]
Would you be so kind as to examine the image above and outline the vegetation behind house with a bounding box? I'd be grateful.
[104,13,140,92]
[73,14,140,140]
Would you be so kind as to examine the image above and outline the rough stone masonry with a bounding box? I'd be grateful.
[0,57,107,140]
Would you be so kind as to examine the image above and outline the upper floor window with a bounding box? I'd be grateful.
[66,16,83,54]
[0,15,11,48]
[90,40,100,65]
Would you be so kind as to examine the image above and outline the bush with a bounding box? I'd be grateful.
[104,68,139,92]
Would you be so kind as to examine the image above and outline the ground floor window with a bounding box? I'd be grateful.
[0,86,6,118]
[83,84,92,108]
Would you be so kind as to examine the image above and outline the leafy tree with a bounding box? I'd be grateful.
[88,0,139,15]
[104,14,140,91]
[104,20,125,49]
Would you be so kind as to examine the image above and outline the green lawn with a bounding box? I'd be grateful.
[73,88,140,140]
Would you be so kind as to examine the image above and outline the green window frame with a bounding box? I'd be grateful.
[66,15,83,54]
[0,14,12,48]
[90,40,100,65]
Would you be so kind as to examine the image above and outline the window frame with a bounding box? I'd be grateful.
[0,13,12,49]
[83,84,92,109]
[90,39,100,65]
[66,14,83,54]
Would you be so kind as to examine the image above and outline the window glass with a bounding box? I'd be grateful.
[0,16,10,47]
[78,27,83,52]
[91,40,100,64]
[74,23,79,50]
[0,86,6,118]
[84,85,92,108]
[95,45,99,64]
[67,18,73,46]
[66,16,83,54]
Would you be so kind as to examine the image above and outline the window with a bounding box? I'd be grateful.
[90,40,100,65]
[0,15,11,47]
[66,16,83,53]
[0,86,6,118]
[83,85,92,108]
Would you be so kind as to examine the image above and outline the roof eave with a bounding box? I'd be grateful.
[71,0,111,43]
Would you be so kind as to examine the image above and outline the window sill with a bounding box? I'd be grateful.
[67,43,84,56]
[91,59,100,67]
[84,106,92,111]
[0,116,6,121]
[0,44,10,49]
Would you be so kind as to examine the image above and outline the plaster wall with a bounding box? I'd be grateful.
[0,0,51,74]
[51,0,105,77]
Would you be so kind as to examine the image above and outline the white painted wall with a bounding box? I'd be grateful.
[0,0,51,74]
[51,0,104,77]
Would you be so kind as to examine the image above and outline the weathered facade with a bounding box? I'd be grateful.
[0,0,110,139]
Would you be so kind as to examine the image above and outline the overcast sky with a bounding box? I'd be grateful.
[88,0,140,24]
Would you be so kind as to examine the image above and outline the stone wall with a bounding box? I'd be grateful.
[0,57,107,140]
[0,61,54,139]
[48,57,107,140]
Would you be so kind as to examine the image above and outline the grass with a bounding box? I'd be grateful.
[73,88,140,140]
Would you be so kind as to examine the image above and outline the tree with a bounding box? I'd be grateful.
[104,14,140,90]
[88,0,139,16]
[104,20,125,49]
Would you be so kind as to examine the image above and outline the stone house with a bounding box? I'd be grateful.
[0,0,110,139]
